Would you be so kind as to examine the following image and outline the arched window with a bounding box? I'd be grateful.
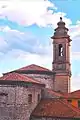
[59,44,63,56]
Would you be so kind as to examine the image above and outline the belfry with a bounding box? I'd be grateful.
[51,17,72,93]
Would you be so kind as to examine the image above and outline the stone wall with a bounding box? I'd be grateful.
[0,84,42,120]
[23,74,54,89]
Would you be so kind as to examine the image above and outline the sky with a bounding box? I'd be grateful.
[0,0,80,91]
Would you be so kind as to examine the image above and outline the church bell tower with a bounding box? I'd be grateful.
[51,17,72,93]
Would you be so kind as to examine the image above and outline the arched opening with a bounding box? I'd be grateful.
[59,44,63,56]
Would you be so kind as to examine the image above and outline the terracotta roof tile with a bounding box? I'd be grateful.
[63,90,80,99]
[70,90,80,99]
[16,64,52,72]
[0,72,44,85]
[46,88,64,98]
[31,99,80,118]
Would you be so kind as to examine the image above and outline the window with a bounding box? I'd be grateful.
[78,100,80,107]
[38,94,40,102]
[28,94,32,103]
[59,44,63,56]
[0,92,8,104]
[67,99,72,103]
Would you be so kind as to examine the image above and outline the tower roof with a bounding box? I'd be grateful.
[51,17,70,39]
[57,17,65,27]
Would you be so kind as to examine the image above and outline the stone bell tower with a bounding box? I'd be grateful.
[51,17,72,93]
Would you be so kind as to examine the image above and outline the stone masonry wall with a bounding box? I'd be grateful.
[23,74,53,89]
[0,84,42,120]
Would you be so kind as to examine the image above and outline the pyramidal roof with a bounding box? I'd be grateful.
[15,64,52,72]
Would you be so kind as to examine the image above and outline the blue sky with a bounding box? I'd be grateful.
[0,0,80,91]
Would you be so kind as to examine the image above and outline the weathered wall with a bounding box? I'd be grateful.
[23,74,54,89]
[0,84,42,120]
[53,74,70,93]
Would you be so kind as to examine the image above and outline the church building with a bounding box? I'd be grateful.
[0,17,80,120]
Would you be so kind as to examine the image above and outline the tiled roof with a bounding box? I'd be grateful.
[31,99,80,118]
[46,88,64,98]
[15,64,52,72]
[65,90,80,99]
[0,72,44,85]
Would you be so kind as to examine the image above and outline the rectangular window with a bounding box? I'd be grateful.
[78,100,80,107]
[38,94,40,102]
[28,94,32,103]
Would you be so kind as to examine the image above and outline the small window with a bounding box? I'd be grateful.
[28,94,32,103]
[38,94,40,102]
[78,100,80,107]
[67,99,72,103]
[0,92,8,104]
[59,44,63,56]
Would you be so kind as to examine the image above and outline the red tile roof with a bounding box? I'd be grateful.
[15,64,52,72]
[31,99,80,118]
[46,88,64,98]
[65,90,80,99]
[0,72,44,85]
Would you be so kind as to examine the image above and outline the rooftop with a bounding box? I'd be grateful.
[16,64,52,72]
[31,99,80,118]
[64,90,80,99]
[0,72,44,85]
[3,64,53,75]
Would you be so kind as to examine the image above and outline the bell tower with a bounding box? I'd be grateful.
[51,17,72,93]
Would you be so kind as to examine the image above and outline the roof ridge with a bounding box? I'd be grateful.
[31,64,51,71]
[70,90,80,94]
[3,64,52,75]
[17,64,52,71]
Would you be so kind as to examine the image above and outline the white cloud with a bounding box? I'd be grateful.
[0,26,11,32]
[0,26,52,74]
[0,0,72,28]
[0,26,52,56]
